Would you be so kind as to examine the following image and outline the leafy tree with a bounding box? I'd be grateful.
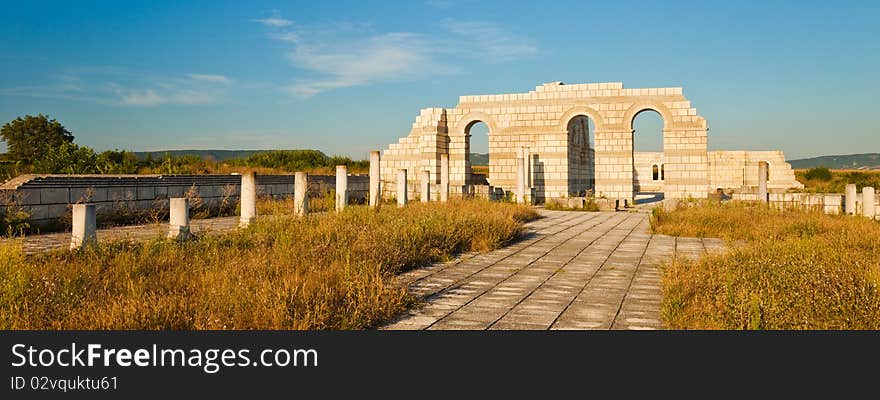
[97,150,139,174]
[31,142,99,174]
[0,114,74,163]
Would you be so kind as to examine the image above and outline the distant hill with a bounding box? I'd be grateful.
[131,150,272,161]
[789,153,880,170]
[470,153,489,166]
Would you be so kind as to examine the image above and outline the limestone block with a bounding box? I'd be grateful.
[397,169,408,207]
[25,205,49,220]
[336,165,348,212]
[137,186,156,200]
[47,204,69,220]
[863,187,875,219]
[370,151,381,207]
[70,187,108,203]
[845,184,857,214]
[240,172,257,227]
[294,172,308,216]
[168,198,191,240]
[41,188,70,204]
[70,204,96,250]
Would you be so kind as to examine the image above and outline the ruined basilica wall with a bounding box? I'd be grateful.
[633,152,665,192]
[634,150,803,193]
[709,150,803,191]
[380,82,710,201]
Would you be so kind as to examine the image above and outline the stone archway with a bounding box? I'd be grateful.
[378,82,778,203]
[630,108,666,200]
[450,112,497,191]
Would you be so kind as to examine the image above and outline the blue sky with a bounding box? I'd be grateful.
[1,0,878,160]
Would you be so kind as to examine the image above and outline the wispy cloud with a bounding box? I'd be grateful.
[0,68,234,107]
[285,33,450,97]
[253,17,293,27]
[255,14,538,97]
[186,73,233,85]
[112,74,231,106]
[253,10,293,28]
[268,32,300,43]
[442,20,538,60]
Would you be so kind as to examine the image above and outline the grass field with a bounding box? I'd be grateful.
[0,200,539,330]
[796,168,880,193]
[652,201,880,329]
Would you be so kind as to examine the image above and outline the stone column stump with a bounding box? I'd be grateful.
[335,165,348,212]
[294,172,308,216]
[240,172,257,227]
[70,204,96,250]
[168,197,191,240]
[864,187,876,219]
[369,151,381,208]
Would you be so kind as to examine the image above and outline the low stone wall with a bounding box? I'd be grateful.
[1,174,369,227]
[634,150,803,193]
[731,192,880,218]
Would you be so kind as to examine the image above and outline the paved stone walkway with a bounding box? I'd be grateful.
[382,210,725,330]
[5,216,240,254]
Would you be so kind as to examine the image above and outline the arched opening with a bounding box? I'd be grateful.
[632,109,665,203]
[466,121,490,185]
[566,115,595,196]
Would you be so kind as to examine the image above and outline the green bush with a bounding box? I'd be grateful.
[803,167,832,181]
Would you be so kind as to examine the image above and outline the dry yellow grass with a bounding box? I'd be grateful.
[795,168,880,193]
[653,201,880,329]
[0,200,538,330]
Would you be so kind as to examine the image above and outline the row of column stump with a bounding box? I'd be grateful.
[69,149,521,250]
[844,184,876,218]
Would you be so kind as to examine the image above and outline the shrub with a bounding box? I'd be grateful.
[803,166,832,181]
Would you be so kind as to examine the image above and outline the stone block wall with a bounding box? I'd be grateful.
[379,81,710,203]
[730,192,880,218]
[635,150,803,193]
[633,152,665,192]
[708,150,802,191]
[1,174,369,227]
[380,107,449,201]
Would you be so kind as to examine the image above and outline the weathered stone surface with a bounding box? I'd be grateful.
[369,151,381,208]
[168,197,190,240]
[336,165,348,212]
[397,169,408,207]
[378,82,801,203]
[846,184,858,215]
[240,172,256,227]
[1,174,370,227]
[863,187,876,219]
[420,169,431,202]
[70,204,96,250]
[382,209,724,330]
[294,172,308,216]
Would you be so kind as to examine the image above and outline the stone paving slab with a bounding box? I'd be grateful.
[383,209,724,331]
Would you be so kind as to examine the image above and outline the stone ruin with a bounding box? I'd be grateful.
[379,81,802,203]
